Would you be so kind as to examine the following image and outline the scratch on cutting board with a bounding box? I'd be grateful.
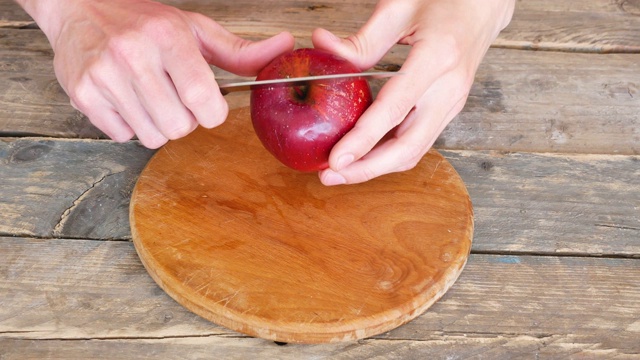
[194,281,211,294]
[430,159,443,179]
[214,289,241,308]
[183,271,200,287]
[163,146,178,162]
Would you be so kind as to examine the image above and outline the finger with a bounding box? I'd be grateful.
[326,44,445,172]
[319,67,471,186]
[115,99,168,149]
[93,110,136,144]
[169,15,293,129]
[188,13,295,75]
[161,32,228,130]
[103,84,169,149]
[311,2,414,69]
[323,108,451,186]
[131,61,200,140]
[69,85,135,143]
[83,59,170,148]
[320,102,448,185]
[114,94,168,149]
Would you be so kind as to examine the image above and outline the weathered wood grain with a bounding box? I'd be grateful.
[0,138,154,239]
[1,138,638,256]
[1,0,637,358]
[445,150,640,256]
[167,0,640,52]
[1,28,639,154]
[0,1,34,27]
[129,110,473,343]
[444,49,640,155]
[2,335,639,360]
[1,237,638,355]
[498,0,640,52]
[3,0,640,51]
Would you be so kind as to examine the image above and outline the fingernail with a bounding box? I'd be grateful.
[335,153,354,171]
[323,171,347,186]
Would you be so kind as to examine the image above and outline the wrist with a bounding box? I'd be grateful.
[14,0,70,48]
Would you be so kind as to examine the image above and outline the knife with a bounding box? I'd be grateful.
[218,71,401,95]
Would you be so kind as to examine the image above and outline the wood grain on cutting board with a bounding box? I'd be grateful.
[129,107,473,343]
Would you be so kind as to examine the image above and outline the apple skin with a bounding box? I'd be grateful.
[250,48,373,172]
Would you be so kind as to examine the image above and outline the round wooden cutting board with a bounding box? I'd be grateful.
[130,107,473,343]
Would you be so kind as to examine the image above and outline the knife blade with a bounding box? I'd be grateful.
[218,71,401,95]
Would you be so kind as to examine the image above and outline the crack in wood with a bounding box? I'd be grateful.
[471,250,640,259]
[490,41,640,54]
[0,330,561,342]
[0,331,234,341]
[374,331,559,341]
[595,223,640,231]
[0,20,37,29]
[52,172,117,236]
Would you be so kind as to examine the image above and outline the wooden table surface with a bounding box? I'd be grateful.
[1,0,639,358]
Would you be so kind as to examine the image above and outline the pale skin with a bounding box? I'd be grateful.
[15,0,515,185]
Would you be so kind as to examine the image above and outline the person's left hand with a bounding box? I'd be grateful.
[312,0,515,185]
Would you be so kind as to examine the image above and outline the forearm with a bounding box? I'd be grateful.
[14,0,66,46]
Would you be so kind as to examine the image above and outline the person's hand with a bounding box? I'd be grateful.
[312,0,515,185]
[20,0,294,148]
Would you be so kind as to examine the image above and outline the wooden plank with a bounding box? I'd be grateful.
[0,28,102,138]
[158,0,640,52]
[1,28,639,154]
[443,150,640,256]
[445,49,640,155]
[2,0,640,50]
[498,0,640,52]
[0,138,640,256]
[2,335,639,359]
[0,138,154,239]
[1,237,638,356]
[1,139,638,255]
[0,1,35,27]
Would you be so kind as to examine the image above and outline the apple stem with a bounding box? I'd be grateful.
[293,84,308,100]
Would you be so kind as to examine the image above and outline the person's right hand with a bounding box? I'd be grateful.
[25,0,294,148]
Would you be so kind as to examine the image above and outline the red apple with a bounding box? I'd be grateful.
[250,48,372,172]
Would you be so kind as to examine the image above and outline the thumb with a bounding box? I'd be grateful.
[311,5,411,70]
[188,12,295,76]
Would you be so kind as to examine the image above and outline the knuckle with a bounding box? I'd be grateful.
[139,134,168,149]
[357,166,379,183]
[346,34,368,58]
[397,158,420,172]
[202,107,228,128]
[383,98,413,129]
[88,63,117,90]
[164,121,196,140]
[433,34,463,72]
[181,81,215,108]
[361,132,379,149]
[68,78,94,111]
[141,16,175,36]
[398,141,427,171]
[136,14,183,47]
[87,114,134,143]
[351,128,381,155]
[106,32,142,63]
[110,128,135,143]
[107,16,182,60]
